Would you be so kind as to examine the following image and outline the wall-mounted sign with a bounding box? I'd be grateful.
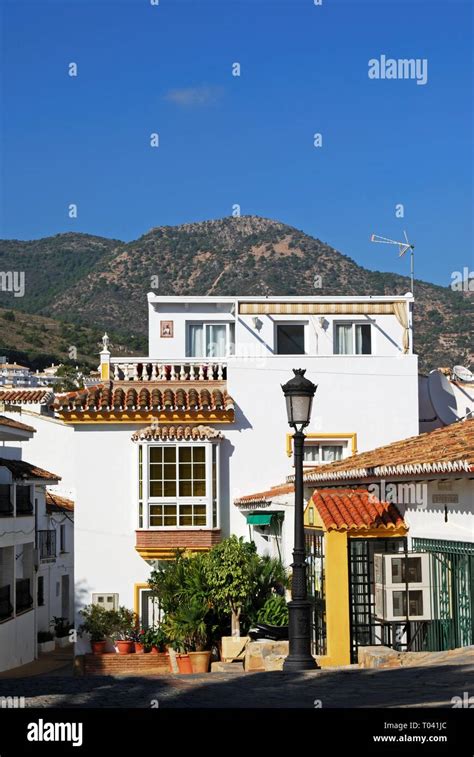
[160,321,173,338]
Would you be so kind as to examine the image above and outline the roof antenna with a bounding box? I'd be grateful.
[370,231,415,294]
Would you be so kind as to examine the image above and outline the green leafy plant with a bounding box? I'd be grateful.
[164,597,214,652]
[50,616,72,638]
[37,631,54,643]
[204,536,258,637]
[256,594,289,626]
[108,606,137,641]
[141,626,168,652]
[78,603,112,643]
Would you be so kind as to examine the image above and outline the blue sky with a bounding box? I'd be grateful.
[1,0,472,287]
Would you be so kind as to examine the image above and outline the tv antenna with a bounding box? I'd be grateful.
[370,230,415,293]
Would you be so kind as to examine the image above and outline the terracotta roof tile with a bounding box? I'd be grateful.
[0,415,36,433]
[131,424,225,442]
[311,488,405,531]
[0,389,54,404]
[54,382,234,413]
[234,483,294,506]
[302,419,474,484]
[46,491,74,513]
[0,458,60,482]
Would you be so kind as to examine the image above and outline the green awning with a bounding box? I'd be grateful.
[246,512,283,526]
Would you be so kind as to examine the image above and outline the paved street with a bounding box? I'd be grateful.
[0,652,472,708]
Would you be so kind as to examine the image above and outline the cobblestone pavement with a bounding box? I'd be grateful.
[0,653,473,708]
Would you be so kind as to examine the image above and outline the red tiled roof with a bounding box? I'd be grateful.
[46,491,74,513]
[0,415,35,433]
[311,488,405,532]
[132,424,225,441]
[0,389,53,404]
[234,483,294,506]
[301,419,474,484]
[0,458,60,481]
[54,382,235,413]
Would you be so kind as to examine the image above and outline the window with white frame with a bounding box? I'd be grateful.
[335,322,372,355]
[303,440,348,465]
[138,443,219,529]
[186,322,234,358]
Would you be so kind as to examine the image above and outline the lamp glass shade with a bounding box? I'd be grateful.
[285,393,313,427]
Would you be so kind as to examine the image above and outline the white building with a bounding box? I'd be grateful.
[0,415,61,672]
[36,491,74,636]
[0,293,420,653]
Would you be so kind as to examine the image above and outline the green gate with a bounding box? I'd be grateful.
[413,538,474,650]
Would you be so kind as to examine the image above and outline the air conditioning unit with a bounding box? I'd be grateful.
[92,593,119,611]
[374,553,432,621]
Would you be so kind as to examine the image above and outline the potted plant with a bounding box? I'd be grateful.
[109,606,137,655]
[79,603,111,654]
[132,628,147,654]
[164,598,213,673]
[37,630,55,654]
[50,616,73,648]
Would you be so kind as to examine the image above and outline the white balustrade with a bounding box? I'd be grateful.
[108,359,226,382]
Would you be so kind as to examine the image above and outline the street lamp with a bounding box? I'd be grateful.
[281,368,319,671]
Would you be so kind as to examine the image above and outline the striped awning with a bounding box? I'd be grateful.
[238,302,399,315]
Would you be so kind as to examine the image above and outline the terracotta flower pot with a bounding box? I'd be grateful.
[188,651,211,673]
[115,640,134,655]
[176,653,193,674]
[134,642,145,654]
[91,641,106,655]
[150,645,160,655]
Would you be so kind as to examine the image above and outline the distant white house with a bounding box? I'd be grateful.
[0,415,61,672]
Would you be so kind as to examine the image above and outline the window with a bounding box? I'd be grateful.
[0,485,12,517]
[37,576,44,606]
[141,443,219,529]
[187,322,234,357]
[60,525,66,553]
[335,323,372,355]
[303,442,346,465]
[16,485,33,515]
[38,530,56,560]
[276,324,305,355]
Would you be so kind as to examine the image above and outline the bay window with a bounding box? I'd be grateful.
[187,322,234,358]
[138,443,219,529]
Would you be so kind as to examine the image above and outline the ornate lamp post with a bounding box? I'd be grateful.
[281,368,319,671]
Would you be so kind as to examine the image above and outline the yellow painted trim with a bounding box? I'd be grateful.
[286,432,358,458]
[56,410,234,425]
[100,363,110,380]
[133,582,149,617]
[135,546,212,561]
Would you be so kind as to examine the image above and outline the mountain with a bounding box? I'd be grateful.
[0,217,472,372]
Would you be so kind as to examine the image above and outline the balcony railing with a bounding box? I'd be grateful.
[110,358,227,382]
[0,584,13,621]
[15,578,33,614]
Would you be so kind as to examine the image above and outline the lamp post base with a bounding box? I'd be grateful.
[283,598,320,672]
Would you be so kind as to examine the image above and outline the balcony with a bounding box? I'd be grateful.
[135,529,221,560]
[15,578,33,614]
[16,486,33,516]
[0,486,13,517]
[0,584,13,621]
[110,358,227,382]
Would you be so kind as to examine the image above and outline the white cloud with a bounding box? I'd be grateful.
[164,85,223,106]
